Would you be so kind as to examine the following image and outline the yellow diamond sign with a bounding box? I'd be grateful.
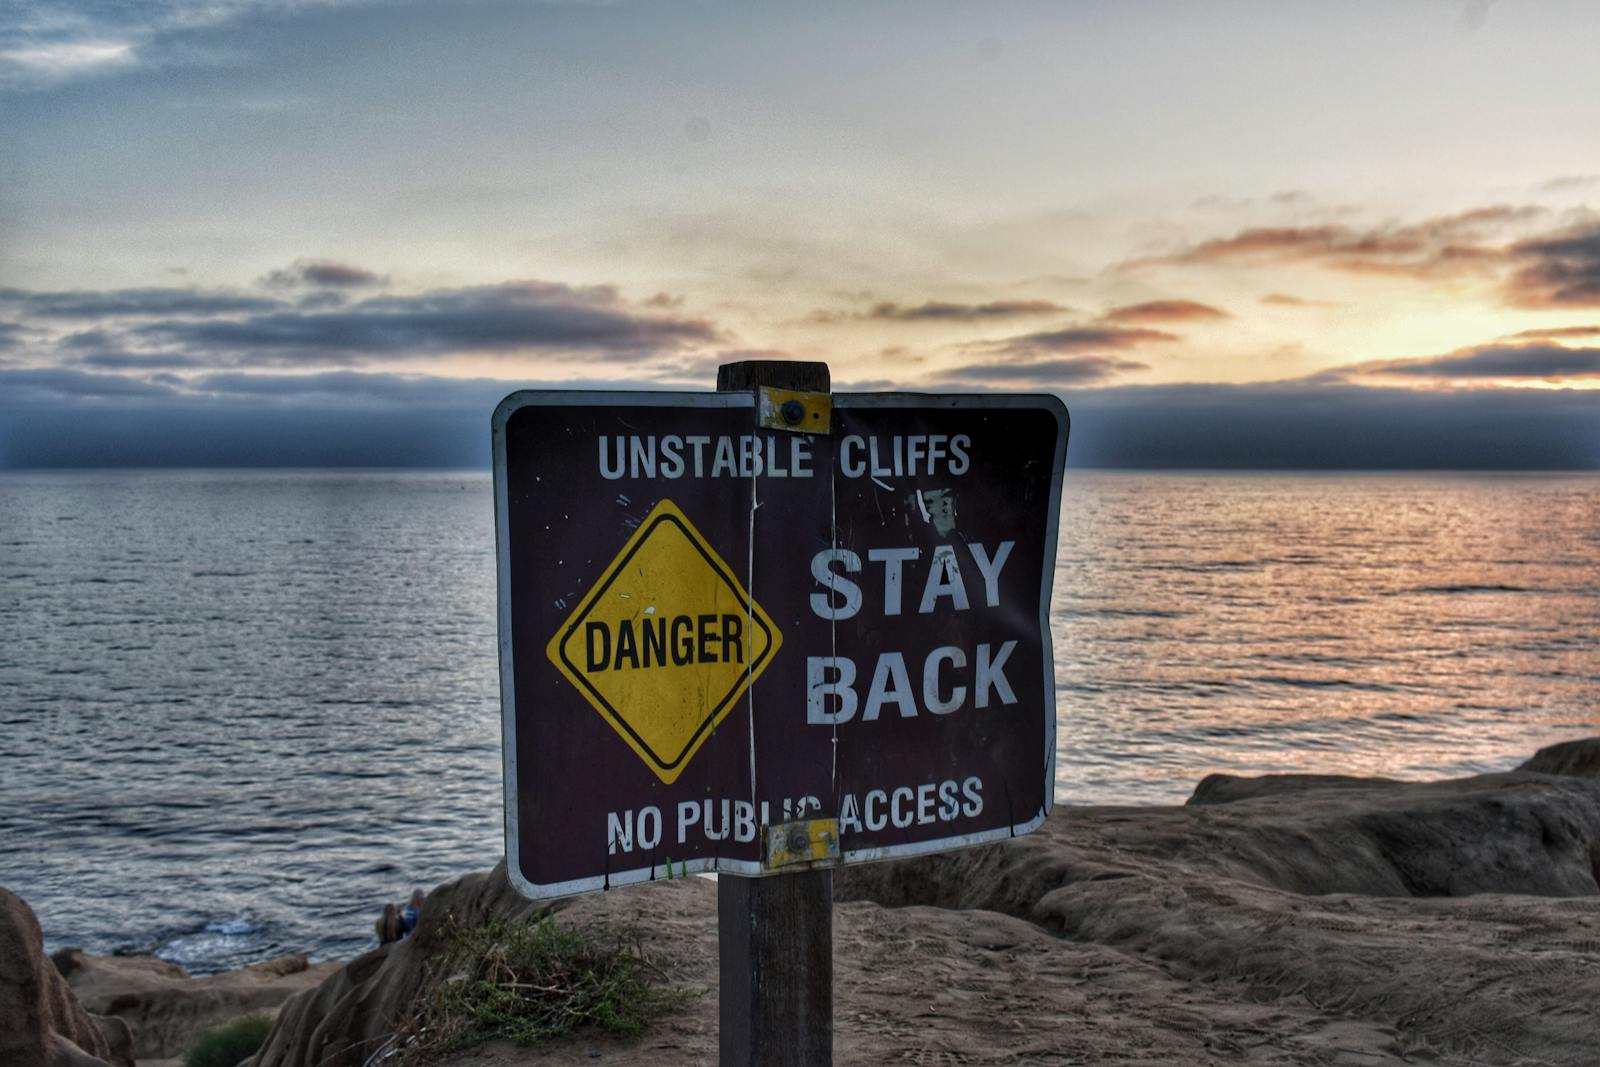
[546,499,781,784]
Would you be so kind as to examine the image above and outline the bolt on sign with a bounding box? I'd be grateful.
[493,391,1068,899]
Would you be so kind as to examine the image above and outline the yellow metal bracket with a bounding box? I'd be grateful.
[763,817,840,869]
[757,387,832,435]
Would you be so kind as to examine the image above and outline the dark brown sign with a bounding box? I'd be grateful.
[493,391,1068,898]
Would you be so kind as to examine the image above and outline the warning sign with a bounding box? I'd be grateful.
[545,499,781,784]
[494,389,1068,900]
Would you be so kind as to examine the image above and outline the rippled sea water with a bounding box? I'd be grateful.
[2,470,1597,972]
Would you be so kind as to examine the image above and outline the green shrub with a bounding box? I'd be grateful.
[407,916,682,1059]
[184,1012,274,1067]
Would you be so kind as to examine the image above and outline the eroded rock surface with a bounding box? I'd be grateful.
[1519,736,1600,779]
[0,887,129,1067]
[836,762,1600,1065]
[249,860,563,1067]
[56,948,340,1060]
[247,743,1600,1066]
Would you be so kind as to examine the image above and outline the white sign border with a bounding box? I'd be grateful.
[492,389,1068,900]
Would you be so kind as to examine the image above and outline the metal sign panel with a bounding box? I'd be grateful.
[493,391,1068,899]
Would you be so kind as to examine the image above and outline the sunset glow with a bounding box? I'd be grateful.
[3,1,1599,467]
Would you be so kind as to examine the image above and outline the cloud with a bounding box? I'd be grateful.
[0,39,135,82]
[1503,225,1600,308]
[1499,325,1600,341]
[73,350,212,370]
[1123,206,1600,308]
[937,356,1148,386]
[1259,293,1338,308]
[1124,205,1547,280]
[1364,343,1600,381]
[984,326,1178,357]
[933,314,1180,382]
[1101,300,1228,324]
[812,299,1069,324]
[0,286,282,318]
[0,366,182,400]
[1269,190,1315,207]
[5,275,722,372]
[0,1,369,89]
[1058,381,1600,470]
[122,281,719,363]
[1542,175,1600,193]
[863,299,1068,322]
[182,369,514,405]
[0,367,672,468]
[260,259,385,290]
[1128,224,1369,265]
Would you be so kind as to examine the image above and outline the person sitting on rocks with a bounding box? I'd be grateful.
[375,889,425,944]
[399,889,425,938]
[375,902,404,944]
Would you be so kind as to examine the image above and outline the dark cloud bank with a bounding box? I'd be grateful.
[0,370,648,468]
[127,282,719,364]
[3,254,1596,469]
[3,369,1595,469]
[1056,382,1597,469]
[1370,344,1600,380]
[3,279,719,369]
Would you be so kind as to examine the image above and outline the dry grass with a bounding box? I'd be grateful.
[396,915,685,1062]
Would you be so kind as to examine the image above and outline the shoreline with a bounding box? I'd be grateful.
[31,725,1600,980]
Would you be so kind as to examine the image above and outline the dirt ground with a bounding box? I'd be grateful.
[429,879,1421,1067]
[420,866,1597,1067]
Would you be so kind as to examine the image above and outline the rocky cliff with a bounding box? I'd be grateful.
[10,739,1599,1066]
[240,738,1600,1066]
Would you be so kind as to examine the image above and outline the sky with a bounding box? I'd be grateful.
[2,0,1598,468]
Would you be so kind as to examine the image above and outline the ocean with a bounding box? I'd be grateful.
[2,469,1596,973]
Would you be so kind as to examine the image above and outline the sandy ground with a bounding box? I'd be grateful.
[415,868,1598,1067]
[417,765,1600,1066]
[427,879,1420,1067]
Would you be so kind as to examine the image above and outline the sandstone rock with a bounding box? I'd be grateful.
[1177,769,1600,896]
[250,860,563,1067]
[248,740,1600,1067]
[0,887,126,1067]
[1187,772,1401,805]
[91,1013,134,1067]
[57,948,340,1060]
[836,755,1600,1066]
[1518,736,1600,778]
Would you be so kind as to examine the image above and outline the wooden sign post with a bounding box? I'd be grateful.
[491,361,1068,1067]
[716,360,834,1066]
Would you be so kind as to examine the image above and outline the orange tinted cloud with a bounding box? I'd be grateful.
[1500,325,1600,341]
[1101,299,1228,323]
[1124,205,1547,282]
[1259,293,1339,308]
